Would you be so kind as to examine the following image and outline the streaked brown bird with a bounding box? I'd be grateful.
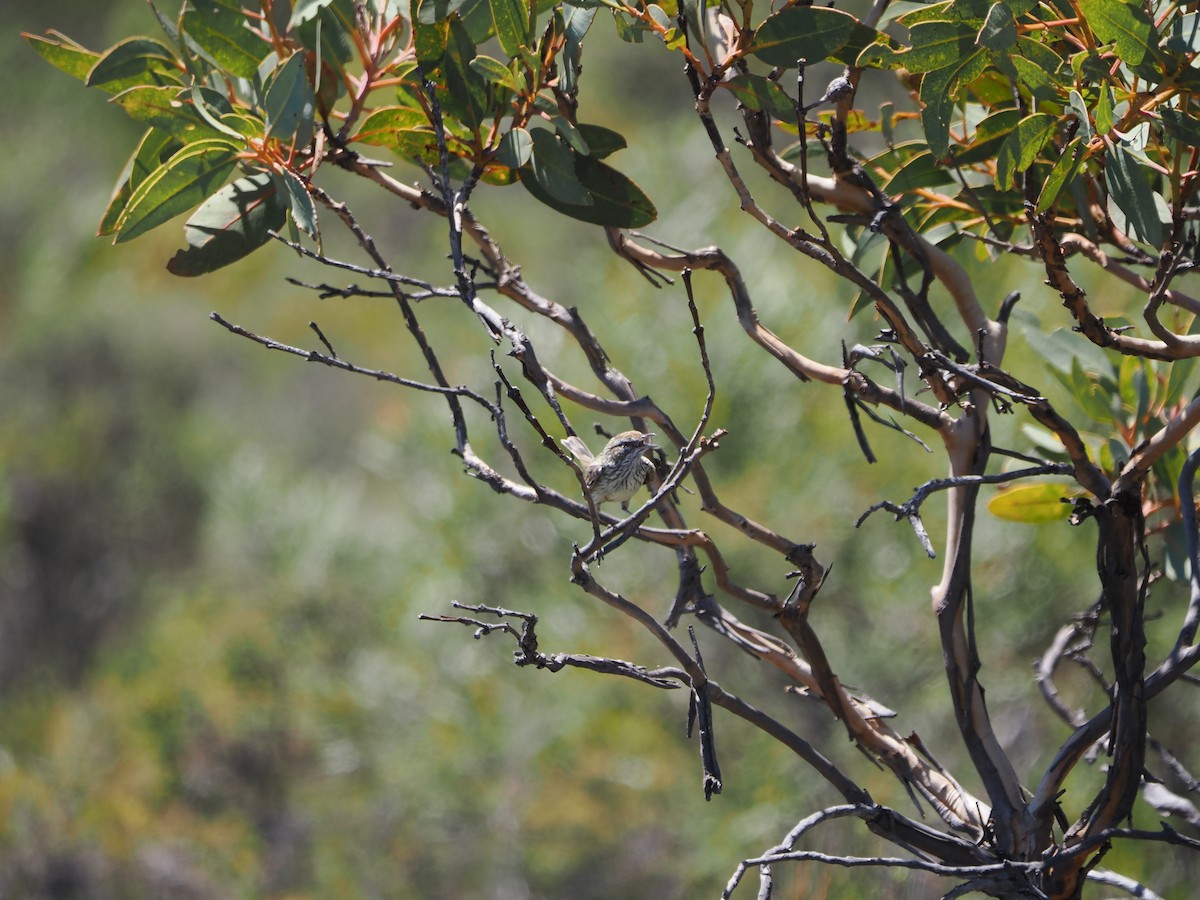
[561,430,659,510]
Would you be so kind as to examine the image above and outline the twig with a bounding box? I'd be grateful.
[419,602,687,689]
[686,626,722,800]
[209,313,492,405]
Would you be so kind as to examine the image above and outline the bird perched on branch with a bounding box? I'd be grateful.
[561,430,659,510]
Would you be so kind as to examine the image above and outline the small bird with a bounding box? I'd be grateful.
[561,430,659,510]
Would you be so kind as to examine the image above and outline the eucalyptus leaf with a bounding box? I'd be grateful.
[22,30,101,84]
[1161,108,1200,146]
[920,49,988,157]
[987,483,1075,523]
[994,113,1057,189]
[491,0,532,56]
[291,0,357,69]
[750,8,857,67]
[1068,90,1093,141]
[528,128,592,205]
[724,74,797,119]
[497,126,533,168]
[417,0,469,24]
[469,54,520,91]
[86,36,182,92]
[166,170,287,276]
[182,0,267,78]
[274,169,320,242]
[263,52,315,144]
[351,106,437,162]
[109,85,225,141]
[441,16,488,130]
[100,129,183,236]
[521,154,656,227]
[1106,144,1164,246]
[1035,137,1085,213]
[116,139,240,243]
[976,2,1016,50]
[1077,0,1153,65]
[575,123,626,159]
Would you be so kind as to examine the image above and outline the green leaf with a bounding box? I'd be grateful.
[109,85,225,141]
[894,1,953,27]
[1099,437,1125,475]
[521,151,656,227]
[974,109,1022,144]
[166,171,288,276]
[1077,0,1153,65]
[883,151,956,193]
[469,54,521,91]
[612,11,646,43]
[724,74,797,119]
[750,8,857,67]
[920,50,988,157]
[952,0,991,20]
[417,0,469,24]
[904,22,980,73]
[1162,519,1190,583]
[645,4,685,50]
[563,3,597,44]
[351,106,436,161]
[274,170,320,242]
[1118,354,1150,424]
[220,111,267,141]
[190,84,246,140]
[490,0,531,56]
[1068,90,1093,141]
[1070,48,1110,82]
[497,126,533,168]
[987,483,1075,523]
[1065,356,1117,423]
[976,2,1016,50]
[550,115,590,154]
[23,30,102,83]
[1014,311,1115,378]
[994,113,1057,189]
[1020,423,1069,458]
[414,17,451,66]
[528,128,592,205]
[1165,356,1196,409]
[182,0,268,78]
[264,52,315,143]
[1036,137,1085,213]
[86,37,182,92]
[575,123,626,159]
[561,3,598,92]
[863,21,977,72]
[1106,144,1163,246]
[1160,108,1200,146]
[291,0,357,69]
[442,16,488,129]
[831,22,893,66]
[1015,35,1064,73]
[1010,55,1057,100]
[1095,83,1115,134]
[100,129,184,236]
[115,139,240,243]
[1165,12,1200,53]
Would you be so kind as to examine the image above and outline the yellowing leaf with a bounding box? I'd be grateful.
[987,483,1075,523]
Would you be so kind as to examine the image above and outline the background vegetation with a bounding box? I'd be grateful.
[3,0,1196,897]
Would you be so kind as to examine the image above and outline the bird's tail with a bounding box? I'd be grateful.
[560,435,594,462]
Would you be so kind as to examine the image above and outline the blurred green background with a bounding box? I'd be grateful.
[2,2,1197,897]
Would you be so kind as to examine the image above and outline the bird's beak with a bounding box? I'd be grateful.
[642,433,660,452]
